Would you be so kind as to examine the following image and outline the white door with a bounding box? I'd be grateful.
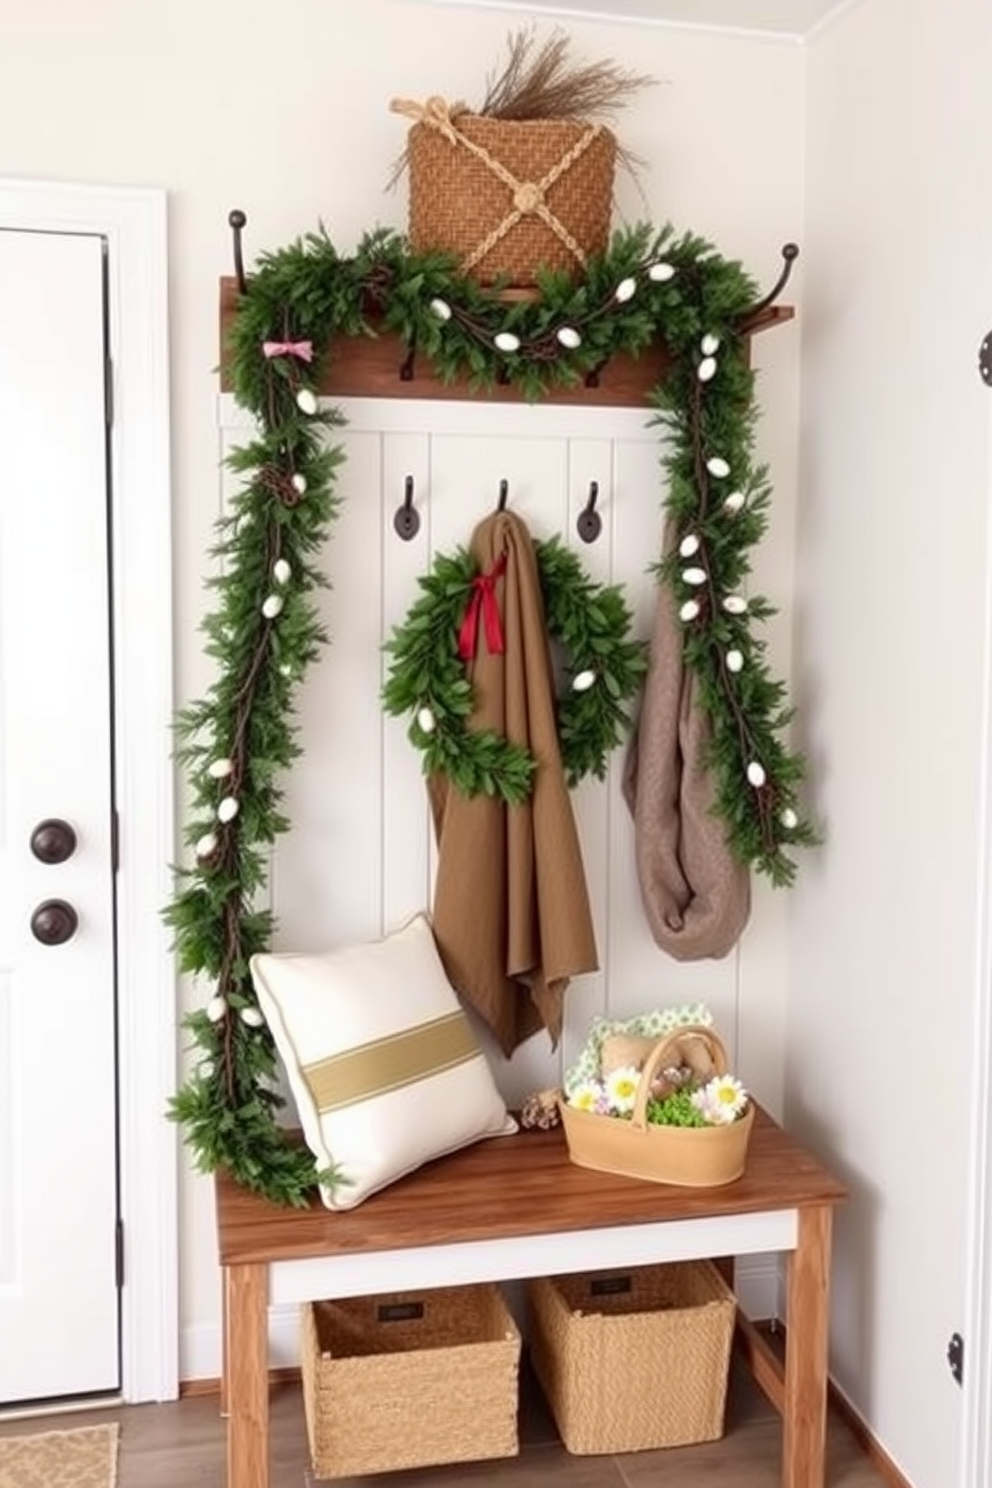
[0,228,119,1402]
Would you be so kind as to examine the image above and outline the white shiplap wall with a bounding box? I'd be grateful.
[219,393,747,1108]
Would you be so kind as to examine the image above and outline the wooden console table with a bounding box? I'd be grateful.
[215,1106,846,1488]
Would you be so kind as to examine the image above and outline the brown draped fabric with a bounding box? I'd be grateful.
[428,510,599,1055]
[622,517,751,960]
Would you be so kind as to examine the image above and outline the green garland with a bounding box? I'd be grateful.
[382,536,647,801]
[166,220,818,1207]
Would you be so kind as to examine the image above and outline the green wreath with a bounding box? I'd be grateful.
[382,535,647,801]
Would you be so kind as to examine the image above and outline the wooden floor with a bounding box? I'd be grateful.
[0,1356,891,1488]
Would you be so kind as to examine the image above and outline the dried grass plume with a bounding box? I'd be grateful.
[479,26,655,123]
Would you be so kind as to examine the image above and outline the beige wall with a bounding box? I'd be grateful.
[794,1,992,1484]
[1,0,803,1382]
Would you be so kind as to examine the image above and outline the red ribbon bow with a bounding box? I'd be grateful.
[457,556,507,661]
[262,339,314,363]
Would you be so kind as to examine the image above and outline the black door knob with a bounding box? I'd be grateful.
[30,899,79,945]
[30,818,78,865]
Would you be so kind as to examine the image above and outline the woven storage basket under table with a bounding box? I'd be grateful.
[559,1025,754,1187]
[527,1261,737,1455]
[403,106,616,286]
[300,1283,521,1479]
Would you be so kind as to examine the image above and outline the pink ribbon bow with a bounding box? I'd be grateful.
[262,339,314,363]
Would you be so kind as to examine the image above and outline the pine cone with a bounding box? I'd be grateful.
[520,1089,561,1130]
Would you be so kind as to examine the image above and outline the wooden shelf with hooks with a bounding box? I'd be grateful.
[218,277,793,409]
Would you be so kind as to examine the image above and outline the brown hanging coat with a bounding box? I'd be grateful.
[428,510,599,1056]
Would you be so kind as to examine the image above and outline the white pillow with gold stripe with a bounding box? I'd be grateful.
[249,913,517,1210]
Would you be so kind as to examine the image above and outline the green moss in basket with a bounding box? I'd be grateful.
[645,1089,709,1128]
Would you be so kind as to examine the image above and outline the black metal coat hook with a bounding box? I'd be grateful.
[399,338,417,382]
[979,330,992,387]
[577,480,602,544]
[743,242,800,322]
[584,356,609,389]
[393,474,421,541]
[229,209,248,297]
[496,478,509,512]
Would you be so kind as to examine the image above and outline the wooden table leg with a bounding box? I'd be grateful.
[226,1262,269,1488]
[782,1205,833,1488]
[220,1266,230,1418]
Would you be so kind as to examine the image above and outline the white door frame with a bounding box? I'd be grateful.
[0,178,177,1402]
[960,409,992,1487]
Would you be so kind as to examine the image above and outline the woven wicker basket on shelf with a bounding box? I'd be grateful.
[300,1284,520,1479]
[396,97,616,286]
[559,1025,754,1187]
[528,1261,737,1454]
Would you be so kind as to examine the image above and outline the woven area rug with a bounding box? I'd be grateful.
[0,1422,119,1488]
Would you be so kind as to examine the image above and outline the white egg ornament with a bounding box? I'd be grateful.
[290,472,308,497]
[217,796,240,824]
[701,333,721,356]
[697,357,718,382]
[614,277,637,303]
[648,261,676,282]
[494,332,521,353]
[240,1006,265,1028]
[296,388,318,416]
[726,649,744,673]
[430,297,452,321]
[780,807,799,830]
[262,594,284,620]
[722,595,748,614]
[679,599,701,622]
[747,761,767,788]
[208,757,233,779]
[681,567,706,586]
[706,457,731,479]
[416,706,436,734]
[679,533,700,557]
[571,669,596,693]
[273,558,292,585]
[723,491,746,514]
[206,996,228,1024]
[195,832,218,861]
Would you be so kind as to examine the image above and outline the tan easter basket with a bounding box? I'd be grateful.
[301,1284,521,1478]
[395,98,616,286]
[558,1025,754,1187]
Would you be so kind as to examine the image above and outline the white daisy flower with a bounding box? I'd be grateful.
[567,1080,604,1113]
[698,1074,748,1124]
[690,1087,711,1118]
[605,1065,641,1114]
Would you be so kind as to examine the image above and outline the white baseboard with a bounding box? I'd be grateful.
[181,1306,301,1384]
[181,1255,784,1384]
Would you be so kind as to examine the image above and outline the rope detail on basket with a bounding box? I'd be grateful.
[390,94,602,271]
